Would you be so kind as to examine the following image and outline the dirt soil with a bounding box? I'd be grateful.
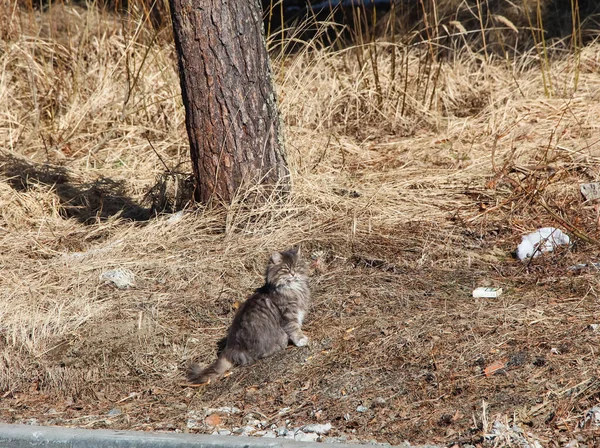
[2,4,600,448]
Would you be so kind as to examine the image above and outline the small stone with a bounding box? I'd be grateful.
[166,210,185,224]
[186,419,199,429]
[243,413,261,427]
[356,405,369,413]
[294,431,319,442]
[372,397,387,407]
[301,423,332,434]
[589,324,600,332]
[276,427,289,437]
[581,406,600,428]
[108,408,122,416]
[206,407,241,415]
[233,426,256,435]
[262,431,277,438]
[100,268,135,289]
[205,414,222,427]
[218,429,231,436]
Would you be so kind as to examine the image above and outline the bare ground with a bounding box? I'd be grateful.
[2,4,600,447]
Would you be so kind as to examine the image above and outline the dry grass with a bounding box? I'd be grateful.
[2,1,600,445]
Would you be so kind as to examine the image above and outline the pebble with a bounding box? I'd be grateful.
[218,430,232,436]
[245,419,261,426]
[372,397,387,407]
[581,406,600,428]
[186,419,199,429]
[166,210,185,224]
[262,431,277,438]
[233,426,256,435]
[99,268,136,289]
[206,406,241,415]
[356,405,369,413]
[301,423,332,434]
[107,408,122,416]
[22,418,38,426]
[294,431,320,442]
[310,409,323,419]
[243,413,262,427]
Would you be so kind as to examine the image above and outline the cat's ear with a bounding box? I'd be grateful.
[293,246,301,257]
[270,252,283,264]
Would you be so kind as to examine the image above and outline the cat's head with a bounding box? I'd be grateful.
[266,248,308,288]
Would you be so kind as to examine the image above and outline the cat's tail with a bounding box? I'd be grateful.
[187,355,233,385]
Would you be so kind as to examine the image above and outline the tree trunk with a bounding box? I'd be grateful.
[168,0,288,204]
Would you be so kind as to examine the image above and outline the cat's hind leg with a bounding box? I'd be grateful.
[256,329,289,359]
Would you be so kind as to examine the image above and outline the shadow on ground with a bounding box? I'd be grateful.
[0,154,150,223]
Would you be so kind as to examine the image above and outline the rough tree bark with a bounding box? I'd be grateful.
[168,0,289,204]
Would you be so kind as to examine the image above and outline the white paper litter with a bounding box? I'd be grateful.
[473,287,503,298]
[515,227,570,260]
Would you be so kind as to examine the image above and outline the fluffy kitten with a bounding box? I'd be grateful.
[187,248,310,384]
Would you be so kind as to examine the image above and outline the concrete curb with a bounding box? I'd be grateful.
[0,424,442,448]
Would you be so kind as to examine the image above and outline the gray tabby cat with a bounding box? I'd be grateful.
[187,248,310,384]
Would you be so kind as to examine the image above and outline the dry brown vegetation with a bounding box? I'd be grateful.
[2,1,600,446]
